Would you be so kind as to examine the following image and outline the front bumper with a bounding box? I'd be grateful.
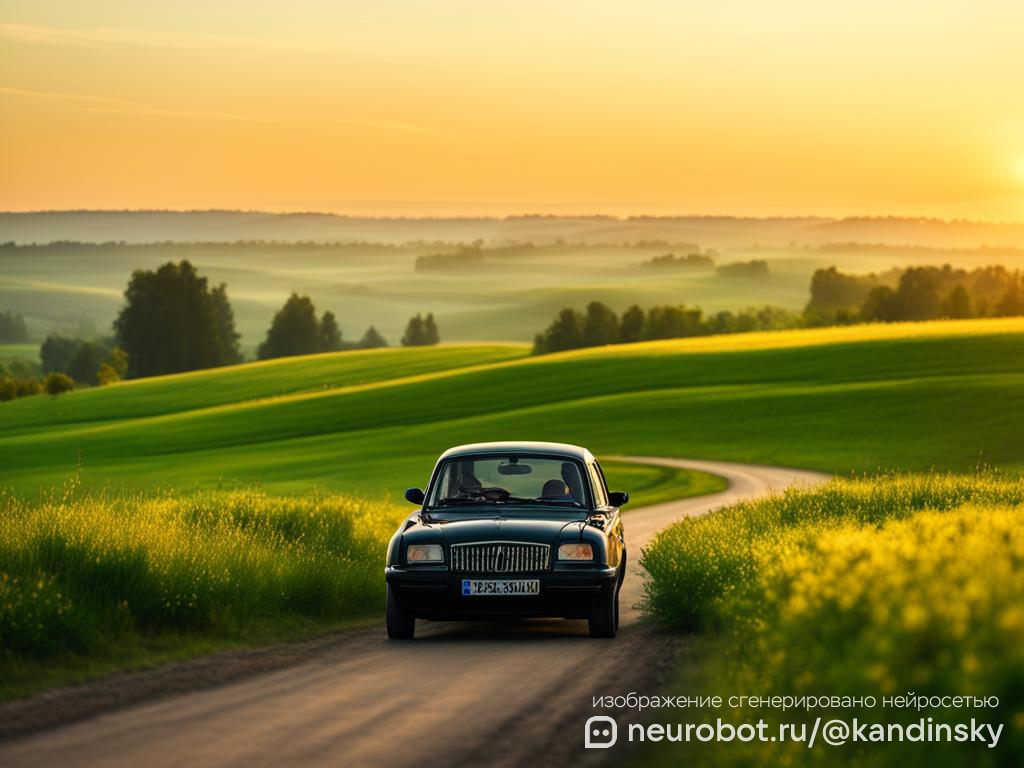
[385,565,619,620]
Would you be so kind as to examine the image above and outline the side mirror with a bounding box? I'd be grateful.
[405,488,425,505]
[608,491,629,507]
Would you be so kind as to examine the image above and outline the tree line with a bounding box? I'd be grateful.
[112,261,440,372]
[255,293,393,359]
[804,264,1024,325]
[640,252,714,270]
[1,260,441,401]
[532,261,1024,355]
[532,301,801,354]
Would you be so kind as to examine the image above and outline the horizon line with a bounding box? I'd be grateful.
[3,208,1024,226]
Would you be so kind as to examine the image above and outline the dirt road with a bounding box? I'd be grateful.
[0,457,828,768]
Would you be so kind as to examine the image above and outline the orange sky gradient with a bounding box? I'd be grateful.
[2,1,1024,220]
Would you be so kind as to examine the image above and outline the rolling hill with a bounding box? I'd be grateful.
[1,318,1022,500]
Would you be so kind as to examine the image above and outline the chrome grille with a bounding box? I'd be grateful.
[450,542,550,573]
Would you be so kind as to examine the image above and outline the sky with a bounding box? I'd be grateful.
[2,1,1024,219]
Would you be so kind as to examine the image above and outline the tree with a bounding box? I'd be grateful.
[581,302,619,347]
[96,363,121,386]
[258,295,347,359]
[0,311,28,343]
[804,266,882,325]
[532,308,583,354]
[210,284,242,365]
[114,260,241,377]
[402,314,425,346]
[359,326,388,349]
[67,342,106,384]
[644,305,704,340]
[996,283,1024,316]
[40,335,81,375]
[319,311,342,352]
[940,285,973,319]
[619,305,645,344]
[106,346,129,378]
[44,372,75,397]
[423,313,440,345]
[258,294,320,359]
[892,267,942,321]
[860,286,898,322]
[706,310,738,335]
[39,336,127,385]
[402,313,439,346]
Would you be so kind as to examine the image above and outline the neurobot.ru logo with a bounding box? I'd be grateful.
[585,716,618,748]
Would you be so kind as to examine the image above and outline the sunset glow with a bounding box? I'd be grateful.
[2,1,1023,219]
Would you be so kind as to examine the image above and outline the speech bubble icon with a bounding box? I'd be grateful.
[585,715,617,749]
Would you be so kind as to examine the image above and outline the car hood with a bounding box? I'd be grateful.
[415,508,584,546]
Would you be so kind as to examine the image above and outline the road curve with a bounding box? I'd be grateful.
[0,458,829,768]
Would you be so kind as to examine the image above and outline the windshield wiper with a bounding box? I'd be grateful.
[436,495,582,508]
[436,495,537,507]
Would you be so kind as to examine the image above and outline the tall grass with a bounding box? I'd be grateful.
[640,474,1024,766]
[642,473,1024,630]
[0,485,396,680]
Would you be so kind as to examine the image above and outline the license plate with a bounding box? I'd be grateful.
[461,579,540,596]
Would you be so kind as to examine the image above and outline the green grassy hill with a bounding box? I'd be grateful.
[2,318,1023,500]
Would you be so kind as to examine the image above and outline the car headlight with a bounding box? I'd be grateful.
[406,543,444,564]
[558,542,594,561]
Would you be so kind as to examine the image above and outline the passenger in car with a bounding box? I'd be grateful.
[541,478,570,498]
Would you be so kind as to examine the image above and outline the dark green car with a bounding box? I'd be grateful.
[385,441,628,639]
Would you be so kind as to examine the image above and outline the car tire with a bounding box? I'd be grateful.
[386,584,416,639]
[588,582,618,638]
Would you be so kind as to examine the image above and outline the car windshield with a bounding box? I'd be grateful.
[427,456,587,508]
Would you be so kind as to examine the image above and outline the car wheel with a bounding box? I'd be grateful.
[386,584,416,639]
[588,582,618,638]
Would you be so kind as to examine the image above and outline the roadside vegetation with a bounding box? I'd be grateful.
[0,463,713,700]
[640,474,1024,766]
[0,486,397,699]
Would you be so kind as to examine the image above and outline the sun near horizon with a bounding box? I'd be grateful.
[2,1,1024,222]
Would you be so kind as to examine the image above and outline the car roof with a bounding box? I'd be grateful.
[438,441,594,462]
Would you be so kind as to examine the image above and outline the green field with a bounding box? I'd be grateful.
[1,318,1023,499]
[0,343,37,364]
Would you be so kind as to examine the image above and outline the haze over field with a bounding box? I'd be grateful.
[5,212,1024,351]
